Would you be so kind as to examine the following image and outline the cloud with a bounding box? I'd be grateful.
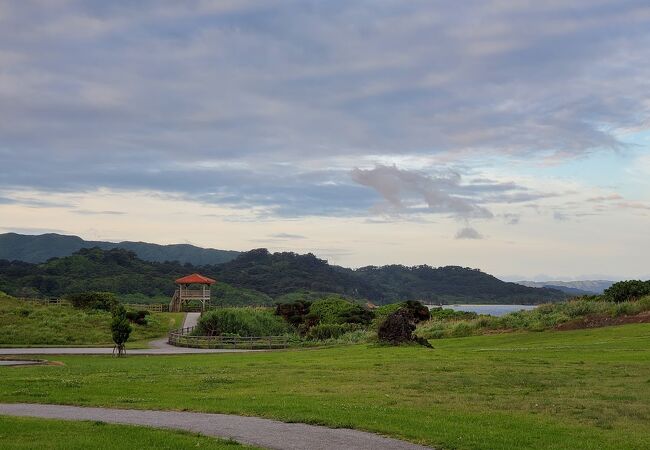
[268,233,306,240]
[455,227,484,240]
[351,165,494,219]
[586,194,624,202]
[71,209,126,215]
[502,213,520,225]
[553,211,569,221]
[0,1,648,221]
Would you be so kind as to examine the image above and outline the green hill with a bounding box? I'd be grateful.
[0,232,240,265]
[0,247,566,305]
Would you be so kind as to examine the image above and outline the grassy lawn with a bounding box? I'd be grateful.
[0,294,184,347]
[0,415,256,449]
[0,324,649,449]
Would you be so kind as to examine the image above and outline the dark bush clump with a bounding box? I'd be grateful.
[402,300,432,322]
[66,292,117,311]
[125,310,150,325]
[275,300,312,327]
[604,280,650,303]
[378,302,432,347]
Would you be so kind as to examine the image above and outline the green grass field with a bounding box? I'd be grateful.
[0,294,184,347]
[1,324,649,449]
[0,415,256,449]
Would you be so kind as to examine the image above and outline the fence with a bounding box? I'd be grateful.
[18,298,69,306]
[168,326,289,349]
[124,303,167,312]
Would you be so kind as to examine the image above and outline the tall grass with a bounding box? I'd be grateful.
[417,296,650,339]
[194,308,292,337]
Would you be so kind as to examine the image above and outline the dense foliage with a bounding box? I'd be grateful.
[308,297,373,325]
[603,280,650,303]
[0,246,566,306]
[194,308,290,337]
[125,309,150,325]
[66,291,117,311]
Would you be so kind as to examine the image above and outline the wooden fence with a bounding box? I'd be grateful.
[18,298,69,306]
[168,326,289,349]
[124,303,167,312]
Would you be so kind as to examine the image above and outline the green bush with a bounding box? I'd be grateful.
[309,297,373,325]
[66,292,117,311]
[604,280,650,303]
[429,307,476,321]
[125,310,150,325]
[372,303,404,327]
[305,323,361,340]
[194,308,291,337]
[111,305,132,356]
[275,300,312,327]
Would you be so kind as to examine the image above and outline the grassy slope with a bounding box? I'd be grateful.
[0,294,183,347]
[0,415,256,449]
[1,325,649,449]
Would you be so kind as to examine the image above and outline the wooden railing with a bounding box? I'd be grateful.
[177,289,210,299]
[19,298,69,306]
[168,326,289,349]
[124,303,166,312]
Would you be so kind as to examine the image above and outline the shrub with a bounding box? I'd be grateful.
[195,308,291,337]
[305,323,361,340]
[378,309,415,344]
[372,303,404,327]
[402,300,431,322]
[309,297,373,325]
[275,300,312,327]
[604,280,650,303]
[110,305,132,357]
[66,292,117,311]
[125,310,150,325]
[429,307,476,321]
[378,308,432,347]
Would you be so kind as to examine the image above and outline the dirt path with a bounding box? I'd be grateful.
[0,403,432,450]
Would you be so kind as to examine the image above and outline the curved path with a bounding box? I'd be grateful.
[0,403,431,450]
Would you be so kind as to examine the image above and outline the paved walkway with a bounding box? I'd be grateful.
[183,312,201,328]
[0,404,431,450]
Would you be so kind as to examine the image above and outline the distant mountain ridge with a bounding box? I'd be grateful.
[516,280,614,295]
[0,246,566,305]
[0,232,240,265]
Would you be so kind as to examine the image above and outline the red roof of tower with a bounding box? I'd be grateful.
[174,273,216,285]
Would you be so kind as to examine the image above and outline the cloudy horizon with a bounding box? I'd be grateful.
[1,1,649,280]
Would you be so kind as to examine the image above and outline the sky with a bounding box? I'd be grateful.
[1,0,649,280]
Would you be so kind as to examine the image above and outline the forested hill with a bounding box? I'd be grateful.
[0,232,240,265]
[0,247,565,305]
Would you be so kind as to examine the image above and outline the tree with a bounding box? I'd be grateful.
[604,280,650,303]
[111,305,132,357]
